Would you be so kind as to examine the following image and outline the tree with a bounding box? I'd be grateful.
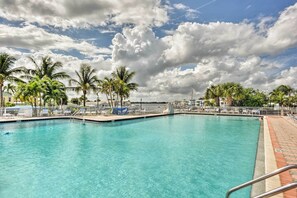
[99,77,115,108]
[69,64,99,107]
[15,77,45,116]
[270,85,294,115]
[26,56,70,80]
[112,66,138,107]
[4,83,16,95]
[42,77,67,107]
[205,84,223,106]
[239,88,267,107]
[0,53,26,107]
[222,82,244,106]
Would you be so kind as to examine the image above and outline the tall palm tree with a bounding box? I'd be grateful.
[4,83,16,95]
[112,66,138,107]
[69,64,99,107]
[15,77,45,116]
[43,77,67,107]
[26,56,70,80]
[99,77,115,108]
[0,53,26,107]
[222,82,244,106]
[205,84,223,107]
[270,85,294,115]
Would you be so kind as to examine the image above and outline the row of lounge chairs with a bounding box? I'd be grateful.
[188,108,261,115]
[288,114,297,122]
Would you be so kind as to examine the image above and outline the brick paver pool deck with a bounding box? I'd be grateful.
[267,116,297,198]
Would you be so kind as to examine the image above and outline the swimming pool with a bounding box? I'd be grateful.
[0,115,260,197]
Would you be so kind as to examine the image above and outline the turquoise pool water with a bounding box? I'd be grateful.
[0,115,260,197]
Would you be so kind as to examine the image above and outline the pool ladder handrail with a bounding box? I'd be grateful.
[70,109,80,118]
[226,164,297,198]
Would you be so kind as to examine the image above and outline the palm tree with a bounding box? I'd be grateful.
[42,77,67,108]
[4,83,16,95]
[112,66,138,107]
[205,84,223,107]
[69,64,99,107]
[26,56,70,80]
[15,77,45,116]
[99,77,115,108]
[0,53,26,107]
[222,82,244,106]
[270,85,294,115]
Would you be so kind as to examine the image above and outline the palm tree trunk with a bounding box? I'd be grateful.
[226,97,233,106]
[34,97,37,116]
[83,91,86,107]
[109,90,113,108]
[281,104,284,116]
[0,84,3,108]
[120,96,123,108]
[215,97,220,107]
[105,94,111,108]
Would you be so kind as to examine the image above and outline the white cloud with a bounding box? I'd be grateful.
[1,2,297,101]
[173,3,188,10]
[111,3,297,100]
[173,3,199,20]
[162,2,297,65]
[112,26,167,84]
[0,0,168,28]
[128,57,297,101]
[264,3,297,53]
[0,24,111,58]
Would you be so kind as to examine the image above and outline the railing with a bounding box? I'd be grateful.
[1,104,295,118]
[173,106,297,115]
[226,164,297,198]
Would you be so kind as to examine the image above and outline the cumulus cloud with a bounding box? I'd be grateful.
[1,2,297,101]
[0,24,111,58]
[0,0,168,28]
[173,3,199,19]
[128,57,296,101]
[112,26,167,84]
[111,3,297,101]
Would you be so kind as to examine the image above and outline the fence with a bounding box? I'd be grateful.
[173,105,297,115]
[0,104,296,119]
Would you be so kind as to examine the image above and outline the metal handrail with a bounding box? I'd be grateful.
[254,182,297,198]
[71,109,80,117]
[226,164,297,198]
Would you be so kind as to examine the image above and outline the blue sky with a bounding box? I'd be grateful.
[0,0,296,101]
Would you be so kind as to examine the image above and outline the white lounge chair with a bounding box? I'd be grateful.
[64,109,72,115]
[221,108,228,113]
[40,108,49,116]
[17,109,32,117]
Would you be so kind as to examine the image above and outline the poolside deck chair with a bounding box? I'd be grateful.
[77,108,86,115]
[53,109,63,116]
[112,107,128,115]
[221,108,228,113]
[17,109,32,117]
[242,109,248,114]
[3,112,13,118]
[86,108,96,115]
[2,108,17,118]
[233,108,240,114]
[40,108,49,116]
[64,109,72,115]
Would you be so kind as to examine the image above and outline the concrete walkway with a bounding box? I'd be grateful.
[267,116,297,198]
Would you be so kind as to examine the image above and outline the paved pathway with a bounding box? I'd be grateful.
[267,116,297,198]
